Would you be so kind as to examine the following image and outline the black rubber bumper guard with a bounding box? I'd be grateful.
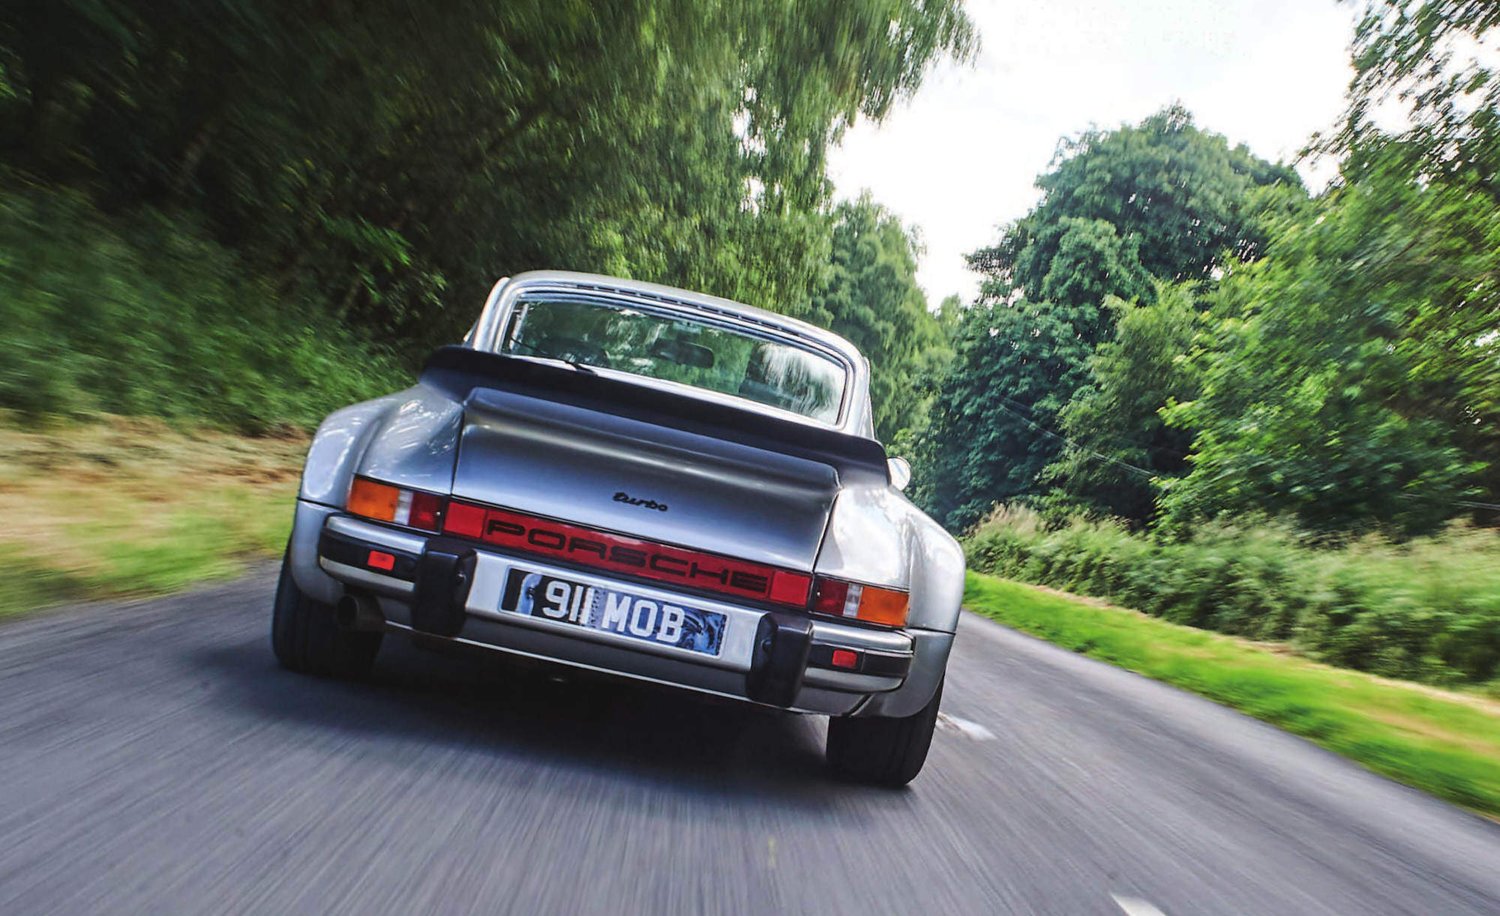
[409,537,477,638]
[746,613,815,707]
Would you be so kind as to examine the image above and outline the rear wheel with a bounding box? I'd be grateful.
[271,550,382,679]
[826,679,943,787]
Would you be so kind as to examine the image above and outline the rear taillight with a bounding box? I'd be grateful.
[811,578,909,628]
[347,477,445,532]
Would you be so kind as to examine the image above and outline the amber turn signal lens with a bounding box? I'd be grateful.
[856,585,909,627]
[347,477,400,521]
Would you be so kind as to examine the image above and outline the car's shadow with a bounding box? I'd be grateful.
[194,630,891,810]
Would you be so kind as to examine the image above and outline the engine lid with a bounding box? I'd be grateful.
[451,387,839,570]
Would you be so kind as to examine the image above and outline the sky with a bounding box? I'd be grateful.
[827,0,1359,303]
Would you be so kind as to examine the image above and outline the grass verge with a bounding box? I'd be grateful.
[965,571,1500,818]
[0,415,305,617]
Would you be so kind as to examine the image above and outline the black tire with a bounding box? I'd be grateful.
[826,679,943,787]
[271,550,382,679]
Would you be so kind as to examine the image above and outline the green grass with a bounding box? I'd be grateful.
[965,571,1500,817]
[68,491,292,597]
[0,548,89,617]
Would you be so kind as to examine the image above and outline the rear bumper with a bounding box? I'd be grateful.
[290,500,950,717]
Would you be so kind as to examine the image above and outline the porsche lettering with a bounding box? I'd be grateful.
[457,504,776,599]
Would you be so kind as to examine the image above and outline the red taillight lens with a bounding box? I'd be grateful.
[409,491,444,531]
[811,577,909,628]
[769,570,813,606]
[811,578,850,615]
[347,477,445,532]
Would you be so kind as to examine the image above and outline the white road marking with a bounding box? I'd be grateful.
[1111,893,1167,916]
[936,712,996,741]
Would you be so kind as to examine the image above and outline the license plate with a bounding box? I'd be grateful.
[498,568,726,657]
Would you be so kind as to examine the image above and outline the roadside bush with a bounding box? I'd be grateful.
[965,507,1500,686]
[0,175,409,433]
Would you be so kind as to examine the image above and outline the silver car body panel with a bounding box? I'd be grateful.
[289,500,342,604]
[299,386,461,507]
[817,486,965,632]
[290,270,963,717]
[453,386,837,569]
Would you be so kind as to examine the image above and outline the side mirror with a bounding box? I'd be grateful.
[887,456,912,491]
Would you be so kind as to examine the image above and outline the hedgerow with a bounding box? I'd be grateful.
[965,507,1500,687]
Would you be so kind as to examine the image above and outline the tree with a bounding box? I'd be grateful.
[1162,147,1497,536]
[1041,281,1201,526]
[916,108,1295,530]
[1145,0,1500,537]
[934,294,965,339]
[0,0,976,355]
[912,298,1097,531]
[807,196,948,440]
[969,105,1299,303]
[1334,1,1500,192]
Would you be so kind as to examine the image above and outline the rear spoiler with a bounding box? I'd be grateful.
[420,346,890,483]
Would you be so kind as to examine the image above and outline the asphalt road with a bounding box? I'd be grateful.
[1,574,1498,915]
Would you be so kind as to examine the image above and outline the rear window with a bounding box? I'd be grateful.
[498,296,846,424]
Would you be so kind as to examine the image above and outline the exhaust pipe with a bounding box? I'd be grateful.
[337,592,386,632]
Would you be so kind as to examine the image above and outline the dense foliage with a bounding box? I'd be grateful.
[915,108,1295,530]
[914,3,1499,539]
[966,509,1500,687]
[0,0,970,430]
[0,175,407,431]
[807,197,951,440]
[1161,1,1500,536]
[1163,149,1499,535]
[1041,281,1201,526]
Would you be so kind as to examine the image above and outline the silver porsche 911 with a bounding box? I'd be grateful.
[275,270,965,785]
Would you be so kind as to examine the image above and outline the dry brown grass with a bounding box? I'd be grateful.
[0,414,308,613]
